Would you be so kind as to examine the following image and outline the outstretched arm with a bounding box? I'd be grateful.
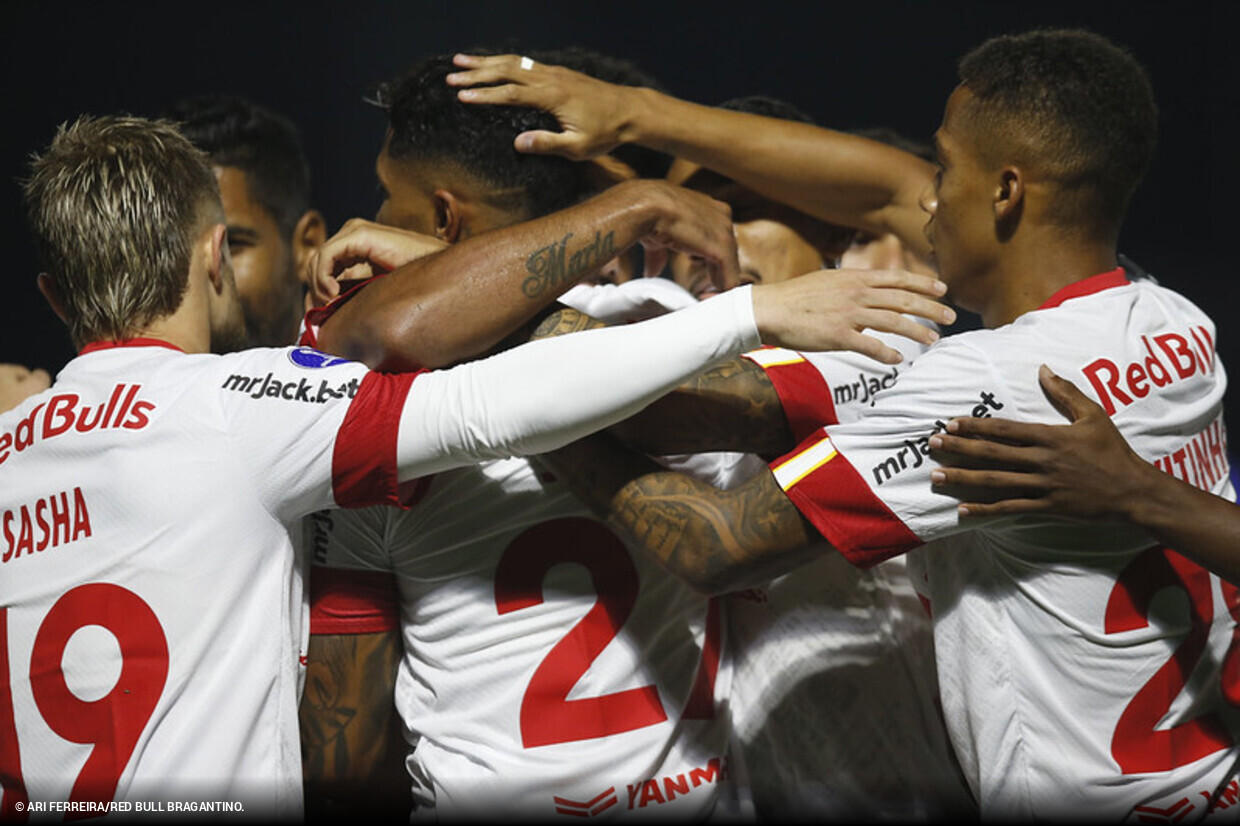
[394,266,952,479]
[447,53,935,263]
[929,365,1240,582]
[312,178,739,371]
[538,433,822,594]
[530,268,954,457]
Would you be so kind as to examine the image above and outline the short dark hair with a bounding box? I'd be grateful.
[957,28,1157,232]
[373,53,597,220]
[165,95,313,238]
[532,47,674,180]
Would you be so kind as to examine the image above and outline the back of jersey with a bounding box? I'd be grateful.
[1,344,374,820]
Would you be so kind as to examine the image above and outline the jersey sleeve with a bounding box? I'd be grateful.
[390,285,761,477]
[743,328,928,441]
[306,506,401,634]
[308,566,401,635]
[228,286,760,519]
[770,339,1015,568]
[214,347,421,519]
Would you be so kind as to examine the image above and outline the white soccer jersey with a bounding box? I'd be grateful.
[0,341,416,821]
[315,459,737,822]
[2,285,764,822]
[771,270,1240,820]
[559,281,968,818]
[726,319,974,819]
[312,279,741,821]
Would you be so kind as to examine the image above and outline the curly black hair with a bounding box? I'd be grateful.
[373,52,598,220]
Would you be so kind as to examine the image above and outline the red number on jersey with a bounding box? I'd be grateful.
[1,608,30,821]
[682,597,721,721]
[1,584,169,820]
[1106,547,1234,773]
[495,518,668,748]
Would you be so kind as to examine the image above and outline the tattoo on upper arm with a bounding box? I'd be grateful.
[523,230,617,298]
[619,357,794,455]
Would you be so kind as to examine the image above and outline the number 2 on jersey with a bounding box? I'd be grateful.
[495,518,719,748]
[1,583,169,820]
[1106,547,1240,774]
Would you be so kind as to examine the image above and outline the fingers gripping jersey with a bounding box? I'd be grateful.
[0,342,414,820]
[770,271,1240,821]
[314,459,736,821]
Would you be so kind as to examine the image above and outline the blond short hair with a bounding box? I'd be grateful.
[23,115,220,347]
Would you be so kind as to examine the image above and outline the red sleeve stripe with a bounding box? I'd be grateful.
[309,566,401,635]
[771,431,921,568]
[743,347,838,440]
[332,371,420,507]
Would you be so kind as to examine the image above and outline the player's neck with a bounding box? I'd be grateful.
[133,276,214,354]
[981,237,1117,328]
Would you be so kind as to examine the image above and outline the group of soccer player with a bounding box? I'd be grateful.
[3,27,1239,825]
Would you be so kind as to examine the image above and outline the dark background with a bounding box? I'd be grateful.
[4,1,1235,431]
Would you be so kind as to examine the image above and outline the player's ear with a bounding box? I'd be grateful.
[206,222,228,292]
[432,190,464,244]
[292,209,328,285]
[36,272,68,324]
[995,167,1024,220]
[994,166,1024,240]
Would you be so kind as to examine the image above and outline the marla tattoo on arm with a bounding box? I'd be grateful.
[522,230,617,298]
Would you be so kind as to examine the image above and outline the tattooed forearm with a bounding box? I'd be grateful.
[612,357,795,456]
[539,433,818,595]
[609,468,815,593]
[530,306,608,341]
[301,631,408,817]
[523,230,618,298]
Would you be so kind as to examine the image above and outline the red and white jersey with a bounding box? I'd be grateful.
[307,279,746,821]
[0,341,416,820]
[770,271,1240,820]
[315,458,737,822]
[728,316,973,819]
[741,325,926,438]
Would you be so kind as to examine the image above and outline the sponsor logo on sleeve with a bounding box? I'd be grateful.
[221,372,360,404]
[288,347,352,369]
[871,390,1005,486]
[833,366,900,408]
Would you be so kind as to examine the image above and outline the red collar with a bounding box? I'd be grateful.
[79,338,186,355]
[1037,268,1130,311]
